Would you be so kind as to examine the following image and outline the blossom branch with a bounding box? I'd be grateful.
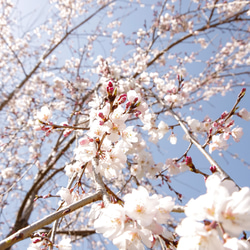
[0,1,114,111]
[0,191,102,249]
[169,109,236,184]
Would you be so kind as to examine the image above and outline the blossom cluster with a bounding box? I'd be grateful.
[33,79,250,250]
[64,80,170,181]
[176,173,250,250]
[185,108,245,154]
[89,186,174,250]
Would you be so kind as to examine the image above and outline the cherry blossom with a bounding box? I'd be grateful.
[112,225,153,250]
[36,106,52,123]
[124,186,159,227]
[0,1,249,249]
[94,203,126,240]
[238,108,250,121]
[231,127,244,142]
[209,134,229,153]
[223,237,250,250]
[176,218,224,250]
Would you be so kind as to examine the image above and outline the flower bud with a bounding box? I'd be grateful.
[98,112,105,119]
[185,156,193,167]
[118,94,127,104]
[210,165,217,173]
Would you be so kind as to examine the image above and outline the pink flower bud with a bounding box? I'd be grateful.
[239,88,246,98]
[98,112,105,119]
[107,86,114,94]
[210,165,217,173]
[118,94,127,104]
[221,111,228,119]
[133,97,138,104]
[119,97,127,104]
[125,102,131,110]
[33,239,41,244]
[134,110,141,117]
[178,193,182,200]
[185,156,193,167]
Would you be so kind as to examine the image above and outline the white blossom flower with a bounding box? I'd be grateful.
[155,196,175,224]
[121,126,138,147]
[231,127,243,142]
[165,158,181,176]
[209,134,228,153]
[1,167,14,179]
[239,108,250,121]
[124,186,158,227]
[224,237,250,250]
[148,121,169,144]
[98,144,126,178]
[187,118,203,133]
[74,140,97,163]
[27,238,47,250]
[219,187,250,236]
[110,105,128,126]
[57,187,73,205]
[94,203,126,240]
[169,133,177,144]
[113,225,153,250]
[185,173,237,222]
[176,218,224,250]
[36,106,52,122]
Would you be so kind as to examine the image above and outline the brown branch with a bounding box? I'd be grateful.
[132,9,248,79]
[6,134,77,245]
[0,191,102,250]
[0,0,115,111]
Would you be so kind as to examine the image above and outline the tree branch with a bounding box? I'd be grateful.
[0,191,102,250]
[0,0,115,111]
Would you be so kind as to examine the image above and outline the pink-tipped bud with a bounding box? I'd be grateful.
[185,156,193,167]
[213,122,218,128]
[98,112,105,119]
[133,97,138,104]
[221,111,228,119]
[108,81,113,87]
[107,86,114,94]
[118,94,127,104]
[125,102,131,110]
[134,110,141,117]
[210,165,217,173]
[226,120,234,128]
[43,194,50,199]
[119,97,127,104]
[239,88,246,98]
[33,239,41,244]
